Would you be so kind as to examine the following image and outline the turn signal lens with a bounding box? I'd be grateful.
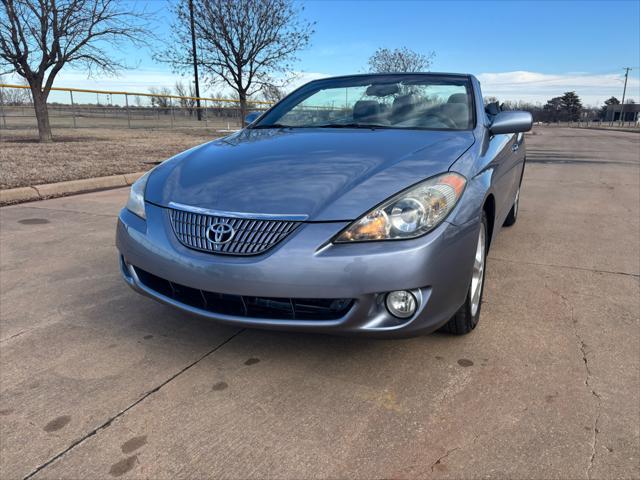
[335,172,466,242]
[338,210,389,241]
[126,170,152,219]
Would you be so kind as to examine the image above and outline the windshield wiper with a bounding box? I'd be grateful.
[252,123,388,130]
[251,123,292,129]
[316,123,387,129]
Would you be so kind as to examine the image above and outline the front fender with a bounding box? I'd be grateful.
[447,168,493,228]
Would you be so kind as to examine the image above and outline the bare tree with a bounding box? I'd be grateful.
[148,87,172,110]
[261,83,285,104]
[208,89,227,108]
[174,80,196,116]
[0,74,30,104]
[368,47,434,73]
[160,0,313,120]
[0,0,148,142]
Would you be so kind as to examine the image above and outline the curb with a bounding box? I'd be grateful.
[0,171,147,206]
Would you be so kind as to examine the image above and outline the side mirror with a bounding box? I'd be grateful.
[244,111,261,126]
[490,111,533,135]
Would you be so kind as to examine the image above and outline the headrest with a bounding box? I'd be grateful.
[448,93,468,104]
[390,94,420,121]
[440,103,469,128]
[353,100,380,121]
[389,94,420,122]
[393,94,418,110]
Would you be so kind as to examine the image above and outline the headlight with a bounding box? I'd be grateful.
[125,170,152,219]
[334,172,466,242]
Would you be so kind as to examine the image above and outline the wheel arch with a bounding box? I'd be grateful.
[482,193,496,250]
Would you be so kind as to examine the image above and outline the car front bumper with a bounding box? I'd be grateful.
[116,203,479,337]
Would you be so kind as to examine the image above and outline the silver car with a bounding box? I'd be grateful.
[116,73,532,337]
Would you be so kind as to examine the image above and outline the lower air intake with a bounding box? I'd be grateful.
[134,266,354,321]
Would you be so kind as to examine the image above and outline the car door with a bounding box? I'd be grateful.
[512,131,526,191]
[485,131,519,223]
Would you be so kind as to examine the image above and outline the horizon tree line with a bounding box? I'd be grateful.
[486,92,636,123]
[4,67,632,125]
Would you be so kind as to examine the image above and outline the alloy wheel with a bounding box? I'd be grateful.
[470,222,486,317]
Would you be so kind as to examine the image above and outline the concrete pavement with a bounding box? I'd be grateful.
[0,127,638,479]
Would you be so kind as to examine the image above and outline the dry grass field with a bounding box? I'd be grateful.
[0,128,224,189]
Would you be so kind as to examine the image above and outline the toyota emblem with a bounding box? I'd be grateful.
[206,222,235,245]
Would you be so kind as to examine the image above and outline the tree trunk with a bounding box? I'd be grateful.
[239,91,248,126]
[31,86,53,143]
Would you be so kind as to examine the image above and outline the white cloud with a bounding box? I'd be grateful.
[285,71,640,106]
[4,69,638,107]
[477,71,640,106]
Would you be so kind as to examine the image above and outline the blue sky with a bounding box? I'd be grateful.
[303,0,639,75]
[27,0,640,105]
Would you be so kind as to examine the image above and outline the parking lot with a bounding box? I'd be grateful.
[0,127,638,479]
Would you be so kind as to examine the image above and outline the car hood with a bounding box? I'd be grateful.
[146,128,475,221]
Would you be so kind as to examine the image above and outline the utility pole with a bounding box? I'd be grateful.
[618,67,631,126]
[189,0,202,121]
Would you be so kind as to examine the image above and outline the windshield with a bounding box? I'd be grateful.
[254,74,474,131]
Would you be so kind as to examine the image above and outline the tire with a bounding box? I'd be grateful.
[441,212,488,335]
[503,186,520,227]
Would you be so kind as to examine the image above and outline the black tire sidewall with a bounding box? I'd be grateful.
[440,211,489,335]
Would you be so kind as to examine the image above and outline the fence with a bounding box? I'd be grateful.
[540,119,640,129]
[4,84,638,133]
[0,84,272,131]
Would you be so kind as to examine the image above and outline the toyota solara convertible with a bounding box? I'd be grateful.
[117,73,532,337]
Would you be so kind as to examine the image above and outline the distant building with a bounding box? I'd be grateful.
[604,103,640,123]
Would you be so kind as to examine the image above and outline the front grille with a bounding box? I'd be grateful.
[169,208,300,256]
[133,266,354,321]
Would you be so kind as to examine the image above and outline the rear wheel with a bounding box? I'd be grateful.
[503,187,520,227]
[441,212,488,335]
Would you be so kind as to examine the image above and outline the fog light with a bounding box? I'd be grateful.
[385,290,417,319]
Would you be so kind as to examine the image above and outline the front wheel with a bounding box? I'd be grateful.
[441,212,488,335]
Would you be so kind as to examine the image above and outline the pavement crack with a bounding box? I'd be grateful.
[0,330,26,343]
[583,340,602,480]
[491,257,639,279]
[430,446,460,472]
[543,280,602,480]
[22,328,245,480]
[429,434,479,473]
